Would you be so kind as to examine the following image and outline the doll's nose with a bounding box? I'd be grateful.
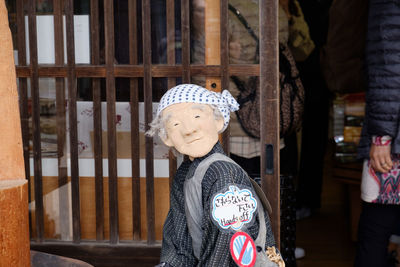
[181,121,197,135]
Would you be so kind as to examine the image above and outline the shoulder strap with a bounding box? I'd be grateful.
[254,197,266,246]
[184,153,234,259]
[228,3,259,43]
[184,153,272,259]
[228,3,260,97]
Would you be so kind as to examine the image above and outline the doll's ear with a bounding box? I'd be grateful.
[160,134,173,147]
[215,117,224,132]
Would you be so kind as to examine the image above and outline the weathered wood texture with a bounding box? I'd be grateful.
[64,0,81,243]
[15,64,261,78]
[90,0,105,242]
[104,0,119,245]
[166,0,177,189]
[220,0,230,152]
[181,0,190,83]
[0,0,24,181]
[128,0,141,241]
[28,0,44,241]
[142,0,155,245]
[0,180,30,267]
[260,0,280,245]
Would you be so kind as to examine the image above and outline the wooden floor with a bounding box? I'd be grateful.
[296,143,357,267]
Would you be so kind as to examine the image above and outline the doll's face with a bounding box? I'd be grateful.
[161,102,224,160]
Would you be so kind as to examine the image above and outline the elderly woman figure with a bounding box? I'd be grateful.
[147,84,284,267]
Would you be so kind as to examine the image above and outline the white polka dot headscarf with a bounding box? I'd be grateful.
[156,84,240,132]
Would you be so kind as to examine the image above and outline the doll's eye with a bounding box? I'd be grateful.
[194,115,200,118]
[174,123,179,126]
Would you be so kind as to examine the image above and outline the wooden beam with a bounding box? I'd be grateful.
[142,0,155,244]
[260,0,280,246]
[28,0,45,242]
[220,0,230,152]
[128,0,141,241]
[104,0,119,244]
[65,0,81,243]
[181,0,190,83]
[90,0,105,242]
[15,64,261,78]
[166,0,177,189]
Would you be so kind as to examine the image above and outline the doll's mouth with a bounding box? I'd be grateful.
[187,138,201,144]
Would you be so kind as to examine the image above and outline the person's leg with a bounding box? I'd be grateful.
[355,202,400,267]
[296,49,330,213]
[280,134,299,266]
[281,133,298,176]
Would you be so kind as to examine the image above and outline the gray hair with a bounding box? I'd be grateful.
[145,104,224,139]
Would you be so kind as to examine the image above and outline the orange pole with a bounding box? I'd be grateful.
[205,0,221,92]
[0,0,30,265]
[205,0,225,144]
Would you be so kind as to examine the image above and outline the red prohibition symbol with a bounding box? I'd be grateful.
[229,231,257,267]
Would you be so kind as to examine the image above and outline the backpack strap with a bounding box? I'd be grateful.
[184,153,272,259]
[254,196,267,247]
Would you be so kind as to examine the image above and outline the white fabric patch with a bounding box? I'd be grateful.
[211,185,257,231]
[361,159,380,202]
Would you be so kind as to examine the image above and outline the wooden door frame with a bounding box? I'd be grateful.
[11,0,280,264]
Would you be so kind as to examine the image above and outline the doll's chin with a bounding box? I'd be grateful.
[179,147,212,159]
[176,139,218,158]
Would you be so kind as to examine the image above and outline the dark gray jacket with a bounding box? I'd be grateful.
[358,0,400,158]
[160,143,276,267]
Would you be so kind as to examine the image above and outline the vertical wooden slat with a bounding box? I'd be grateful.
[260,0,280,246]
[142,0,155,244]
[220,0,228,90]
[54,0,70,241]
[166,0,176,88]
[104,0,119,244]
[90,0,104,241]
[166,0,177,188]
[16,0,31,238]
[181,0,190,83]
[220,0,230,153]
[168,151,176,189]
[65,0,81,243]
[28,0,44,242]
[128,0,141,241]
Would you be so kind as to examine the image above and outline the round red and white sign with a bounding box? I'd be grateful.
[229,231,257,267]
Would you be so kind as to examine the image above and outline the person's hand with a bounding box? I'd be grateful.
[369,143,393,173]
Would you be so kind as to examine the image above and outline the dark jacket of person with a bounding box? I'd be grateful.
[358,0,400,159]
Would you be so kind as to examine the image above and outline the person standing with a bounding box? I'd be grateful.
[294,0,332,220]
[355,0,400,266]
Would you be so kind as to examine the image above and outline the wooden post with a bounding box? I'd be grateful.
[205,0,221,92]
[0,0,30,265]
[260,0,280,245]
